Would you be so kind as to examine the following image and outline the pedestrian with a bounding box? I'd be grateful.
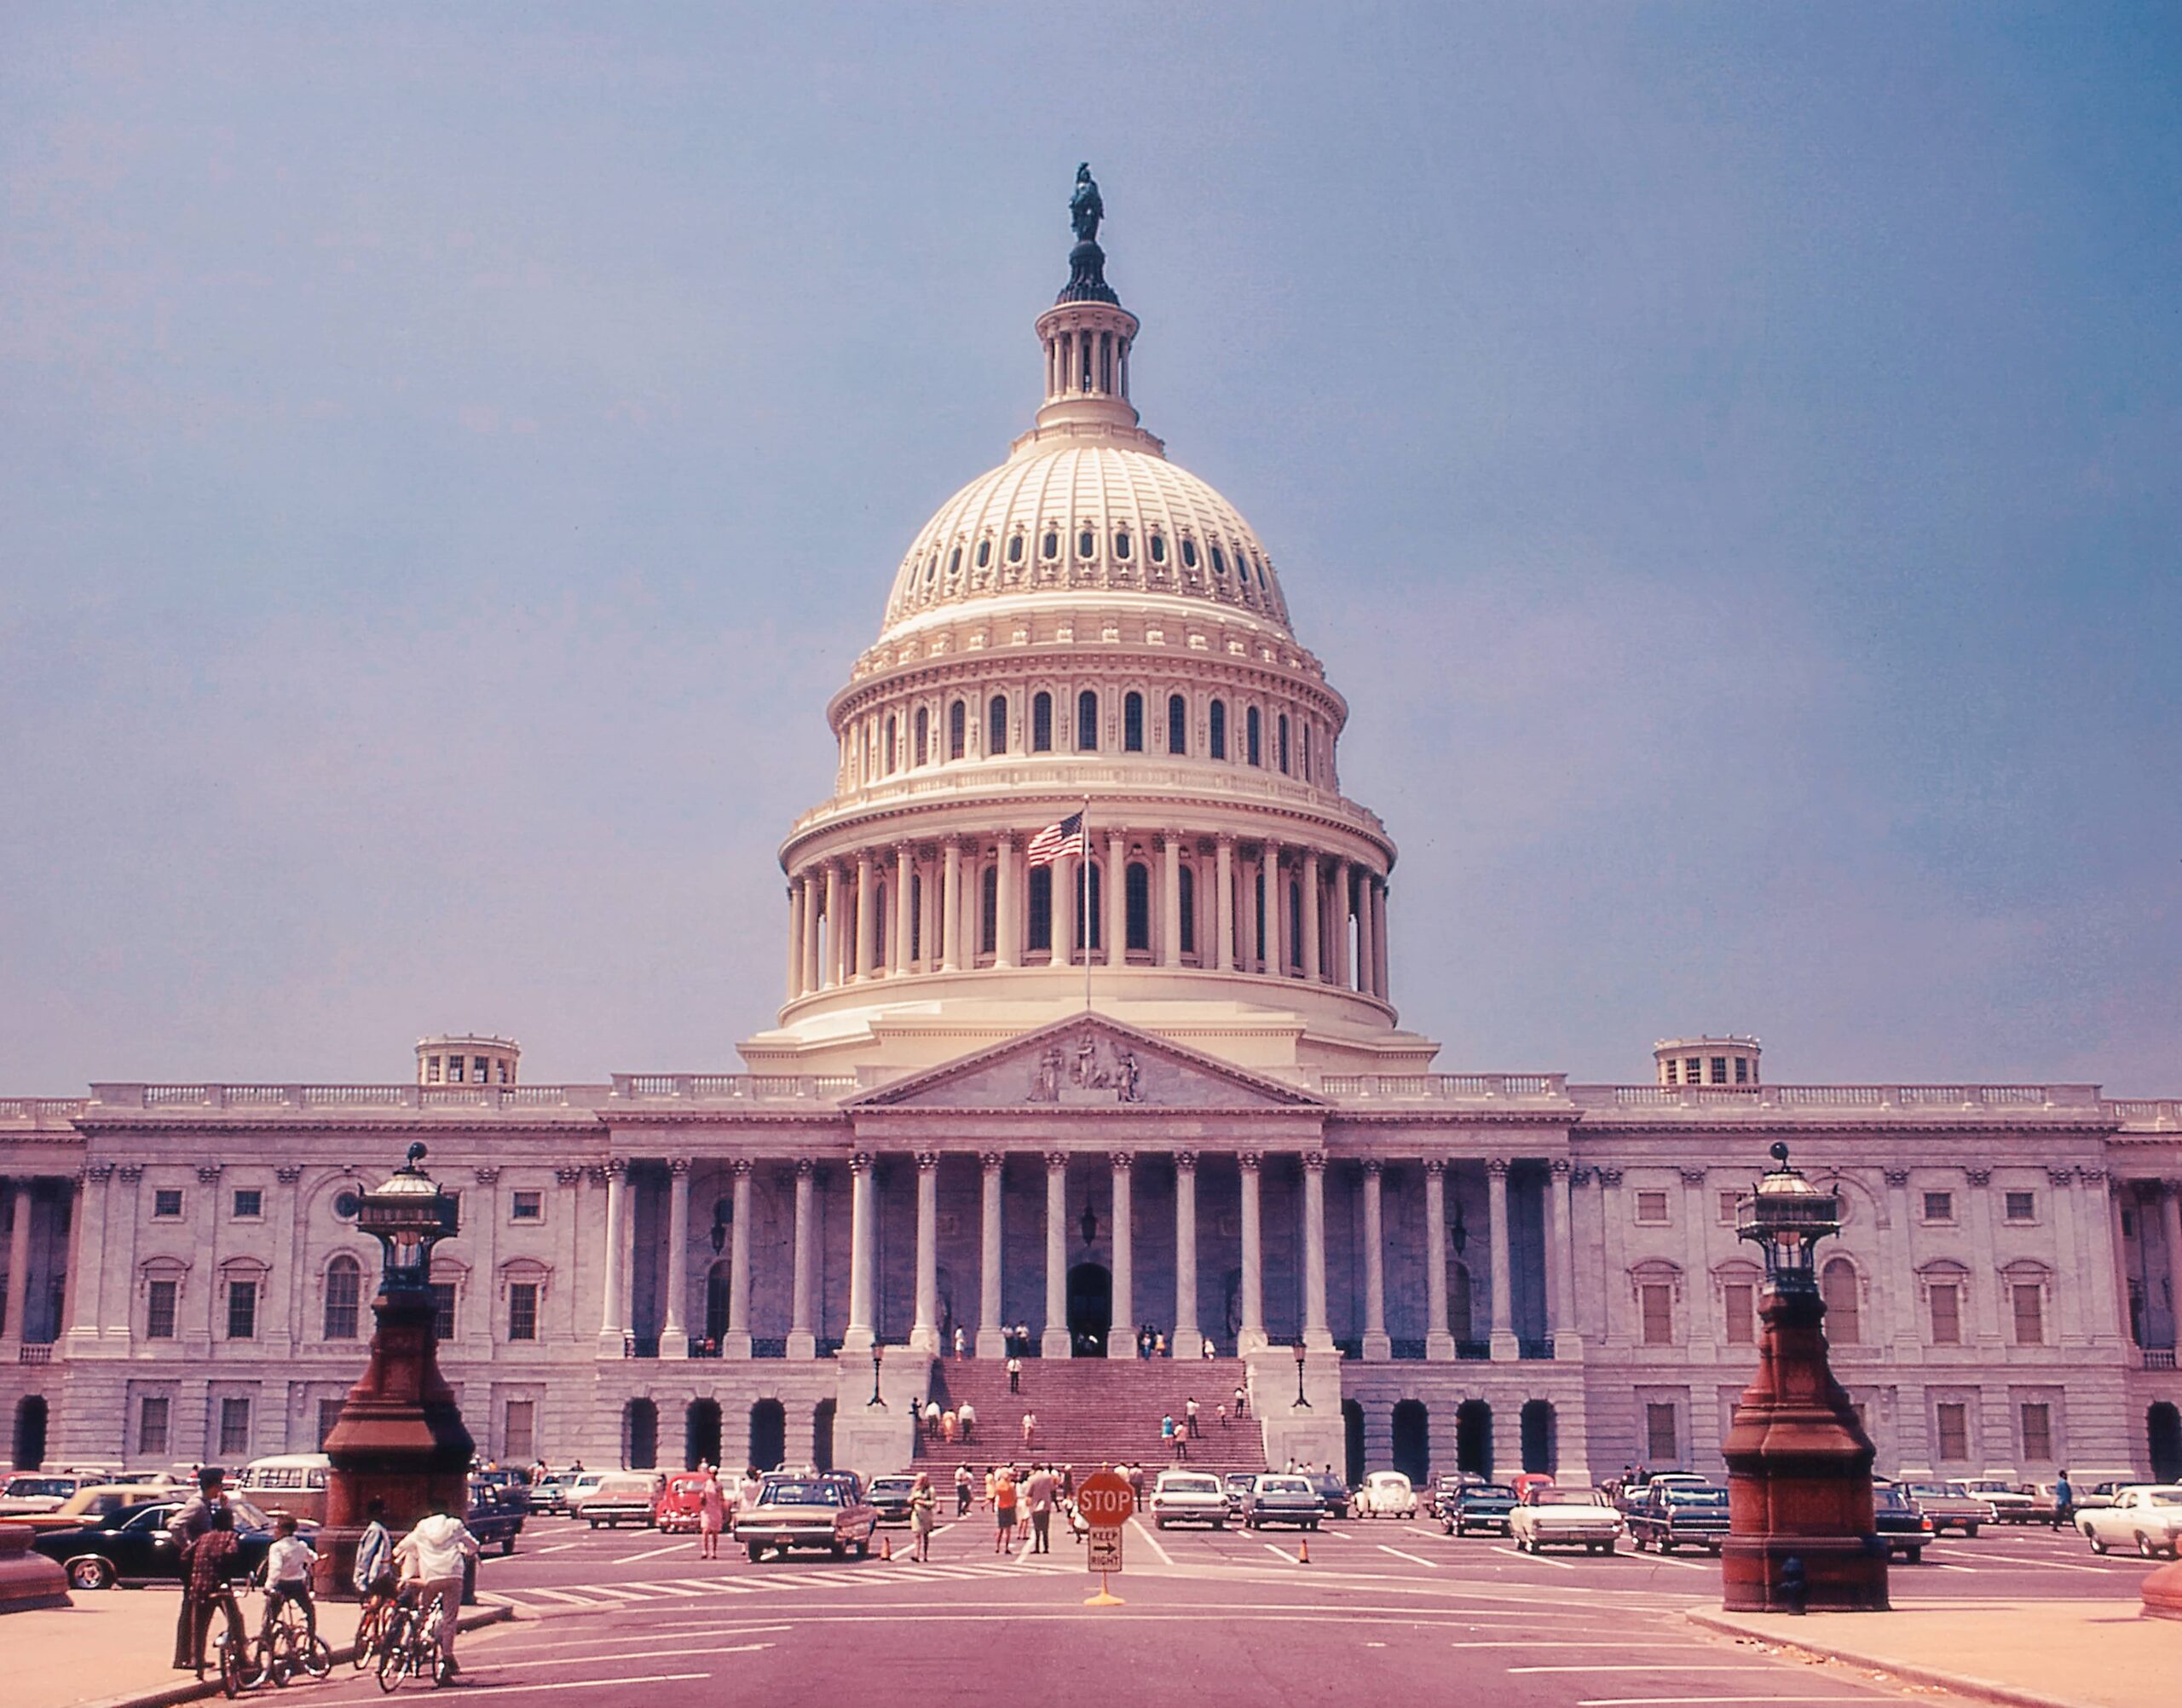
[954,1325,967,1360]
[623,1330,635,1358]
[1155,1331,1168,1359]
[924,1398,942,1439]
[259,1514,320,1647]
[569,1458,585,1474]
[1007,1354,1023,1394]
[166,1465,228,1670]
[1016,1323,1030,1356]
[1234,1382,1249,1420]
[1215,1403,1227,1429]
[1186,1397,1200,1438]
[909,1472,938,1561]
[740,1465,765,1520]
[394,1503,482,1682]
[697,1464,727,1559]
[1025,1463,1058,1554]
[955,1463,973,1517]
[182,1505,249,1680]
[992,1465,1019,1555]
[1201,1337,1217,1360]
[353,1497,395,1612]
[2054,1469,2075,1530]
[959,1399,977,1443]
[1022,1411,1036,1449]
[942,1408,958,1445]
[1060,1464,1077,1501]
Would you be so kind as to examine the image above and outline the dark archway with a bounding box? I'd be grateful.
[12,1396,48,1470]
[1067,1262,1112,1357]
[705,1264,731,1347]
[813,1399,836,1473]
[2150,1401,2182,1484]
[1521,1399,1556,1474]
[1391,1399,1429,1484]
[685,1399,722,1471]
[1456,1399,1493,1478]
[624,1399,658,1470]
[748,1399,786,1473]
[1342,1399,1365,1487]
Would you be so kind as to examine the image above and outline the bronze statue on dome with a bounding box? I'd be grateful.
[1070,164,1104,244]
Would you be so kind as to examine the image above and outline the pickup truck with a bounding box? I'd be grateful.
[1901,1480,1996,1538]
[2075,1486,2182,1559]
[1625,1481,1731,1554]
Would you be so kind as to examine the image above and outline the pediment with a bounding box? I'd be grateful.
[847,1015,1328,1111]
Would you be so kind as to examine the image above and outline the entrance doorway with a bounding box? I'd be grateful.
[1067,1263,1112,1356]
[813,1399,836,1473]
[748,1399,786,1473]
[685,1399,721,1471]
[1521,1399,1556,1474]
[2150,1401,2182,1483]
[1456,1399,1493,1478]
[624,1399,658,1470]
[1342,1400,1365,1487]
[12,1396,47,1470]
[1391,1400,1430,1483]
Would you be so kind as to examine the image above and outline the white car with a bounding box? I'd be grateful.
[1960,1479,2039,1524]
[572,1472,660,1528]
[1359,1470,1417,1520]
[1149,1470,1230,1529]
[0,1474,87,1515]
[2076,1486,2182,1558]
[1509,1486,1622,1555]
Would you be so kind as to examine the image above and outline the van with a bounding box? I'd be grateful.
[234,1454,331,1524]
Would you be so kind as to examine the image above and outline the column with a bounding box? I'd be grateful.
[1239,850,1259,972]
[1550,1159,1582,1359]
[823,865,844,989]
[1106,1153,1134,1359]
[1302,1152,1332,1350]
[1355,873,1377,996]
[2075,1167,2125,1347]
[978,1154,1005,1357]
[1160,836,1182,968]
[1372,879,1391,999]
[1042,1154,1071,1358]
[2047,1166,2086,1342]
[109,1166,142,1347]
[854,851,877,979]
[1215,836,1236,972]
[1301,850,1323,983]
[1331,859,1353,990]
[725,1161,753,1358]
[1596,1167,1625,1346]
[1880,1168,1919,1355]
[1361,1160,1389,1359]
[788,1159,817,1359]
[1105,829,1126,964]
[1680,1168,1710,1346]
[1172,1153,1203,1358]
[1486,1157,1517,1359]
[2162,1183,2182,1346]
[597,1161,628,1353]
[1266,841,1286,976]
[912,1152,940,1354]
[1055,851,1077,966]
[784,882,804,1003]
[802,874,823,995]
[1965,1168,2003,1348]
[1423,1159,1455,1359]
[64,1166,111,1349]
[845,1152,876,1355]
[661,1158,691,1359]
[996,835,1019,969]
[893,844,915,974]
[1238,1153,1267,1353]
[941,840,964,972]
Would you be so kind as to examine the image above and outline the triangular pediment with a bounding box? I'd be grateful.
[847,1015,1329,1111]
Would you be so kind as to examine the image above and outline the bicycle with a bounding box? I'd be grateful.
[256,1589,332,1686]
[207,1588,263,1700]
[376,1591,451,1693]
[352,1590,398,1672]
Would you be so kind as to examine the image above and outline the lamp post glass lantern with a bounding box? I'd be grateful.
[1734,1142,1841,1294]
[354,1140,459,1295]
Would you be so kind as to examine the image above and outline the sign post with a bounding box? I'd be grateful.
[1076,1469,1134,1607]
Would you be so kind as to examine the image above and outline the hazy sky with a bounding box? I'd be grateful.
[3,4,2177,1093]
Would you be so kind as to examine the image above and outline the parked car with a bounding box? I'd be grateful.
[1358,1471,1417,1520]
[734,1474,879,1561]
[1959,1479,2039,1524]
[1223,1472,1257,1518]
[1900,1480,1995,1538]
[465,1482,526,1554]
[1510,1471,1559,1508]
[528,1474,575,1515]
[653,1473,714,1534]
[1613,1470,1706,1515]
[1244,1474,1323,1531]
[1445,1482,1517,1537]
[1626,1481,1730,1554]
[1509,1486,1621,1555]
[555,1472,606,1515]
[866,1474,919,1527]
[1873,1485,1934,1561]
[2079,1481,2125,1512]
[471,1468,533,1511]
[4,1482,177,1535]
[1427,1474,1469,1522]
[31,1497,291,1591]
[0,1474,88,1515]
[1150,1470,1230,1530]
[2075,1486,2182,1558]
[1306,1471,1355,1519]
[573,1472,662,1529]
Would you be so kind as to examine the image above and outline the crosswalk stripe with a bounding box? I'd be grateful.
[625,1581,706,1597]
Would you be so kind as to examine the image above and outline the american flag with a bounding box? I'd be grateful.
[1025,811,1087,868]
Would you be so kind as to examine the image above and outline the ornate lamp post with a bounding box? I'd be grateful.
[1720,1143,1888,1613]
[1292,1341,1311,1410]
[314,1144,476,1600]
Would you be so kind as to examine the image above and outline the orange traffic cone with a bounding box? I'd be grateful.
[880,1533,892,1561]
[1298,1538,1310,1565]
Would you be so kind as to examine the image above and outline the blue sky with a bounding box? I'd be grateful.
[2,4,2176,1091]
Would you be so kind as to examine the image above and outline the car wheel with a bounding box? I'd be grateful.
[747,1541,764,1563]
[854,1539,869,1560]
[2086,1532,2107,1554]
[501,1535,516,1555]
[2138,1533,2160,1559]
[1906,1549,1922,1564]
[1154,1518,1165,1530]
[1214,1520,1226,1531]
[1660,1539,1675,1554]
[1964,1525,1978,1538]
[1602,1539,1616,1555]
[1308,1520,1320,1532]
[1631,1533,1646,1551]
[830,1543,846,1561]
[66,1556,114,1591]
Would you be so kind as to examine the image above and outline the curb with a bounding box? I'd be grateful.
[1684,1609,2093,1708]
[83,1605,515,1708]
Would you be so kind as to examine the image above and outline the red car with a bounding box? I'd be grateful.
[654,1474,713,1534]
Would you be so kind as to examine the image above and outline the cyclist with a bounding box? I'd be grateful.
[259,1514,319,1644]
[394,1501,482,1681]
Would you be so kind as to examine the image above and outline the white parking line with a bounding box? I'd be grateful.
[459,1672,712,1694]
[1970,1552,2129,1574]
[1576,1698,1882,1707]
[623,1580,705,1597]
[614,1542,694,1565]
[531,1541,585,1555]
[1491,1545,1575,1571]
[1512,1666,1781,1676]
[1632,1550,1711,1572]
[1377,1545,1439,1567]
[526,1643,776,1668]
[1262,1542,1300,1563]
[1130,1517,1176,1566]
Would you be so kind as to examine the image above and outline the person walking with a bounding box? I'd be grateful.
[1007,1354,1023,1394]
[1234,1382,1249,1420]
[1186,1396,1201,1438]
[353,1497,395,1607]
[2054,1469,2075,1530]
[924,1398,942,1440]
[166,1466,229,1670]
[953,1325,967,1360]
[1025,1464,1058,1555]
[1022,1411,1036,1450]
[955,1463,973,1517]
[394,1503,482,1682]
[1155,1331,1168,1359]
[182,1506,249,1680]
[697,1464,727,1559]
[909,1473,938,1561]
[941,1407,958,1445]
[1161,1413,1176,1459]
[740,1464,765,1522]
[992,1465,1019,1555]
[1215,1403,1227,1430]
[1201,1336,1217,1360]
[958,1399,977,1444]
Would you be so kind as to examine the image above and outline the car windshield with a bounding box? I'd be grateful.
[1663,1487,1728,1506]
[760,1481,841,1507]
[2144,1492,2182,1507]
[1466,1486,1515,1500]
[5,1478,73,1497]
[1875,1489,1912,1511]
[124,1505,178,1531]
[871,1480,915,1495]
[1260,1478,1310,1494]
[1163,1476,1221,1494]
[1538,1489,1602,1506]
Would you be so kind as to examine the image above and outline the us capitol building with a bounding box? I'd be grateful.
[3,179,2179,1490]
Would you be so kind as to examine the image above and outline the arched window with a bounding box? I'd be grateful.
[1449,1261,1474,1341]
[323,1256,361,1341]
[975,539,990,568]
[1246,707,1262,766]
[913,707,929,767]
[1007,532,1024,564]
[1150,533,1166,564]
[1125,862,1151,953]
[1075,528,1093,559]
[1181,537,1198,569]
[1123,692,1144,752]
[1042,530,1059,560]
[1821,1257,1861,1345]
[1278,713,1290,775]
[1209,700,1227,760]
[883,714,898,776]
[1302,724,1313,781]
[1211,545,1227,577]
[989,695,1008,755]
[1075,862,1103,950]
[1178,863,1197,955]
[1287,878,1303,971]
[1114,530,1131,560]
[1167,694,1187,755]
[979,863,998,956]
[1077,690,1098,751]
[1031,692,1053,753]
[1027,866,1053,954]
[946,545,961,577]
[949,700,967,760]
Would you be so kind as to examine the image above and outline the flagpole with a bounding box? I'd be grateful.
[1081,796,1093,1014]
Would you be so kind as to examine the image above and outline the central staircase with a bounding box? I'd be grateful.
[904,1355,1266,1478]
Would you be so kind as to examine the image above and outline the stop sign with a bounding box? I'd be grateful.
[1077,1469,1135,1525]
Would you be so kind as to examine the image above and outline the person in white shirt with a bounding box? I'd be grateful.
[394,1505,482,1677]
[260,1515,319,1642]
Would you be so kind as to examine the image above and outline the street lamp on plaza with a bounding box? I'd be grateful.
[1734,1142,1841,1293]
[868,1347,886,1409]
[1292,1341,1310,1409]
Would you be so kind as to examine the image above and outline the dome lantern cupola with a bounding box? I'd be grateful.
[1032,164,1144,441]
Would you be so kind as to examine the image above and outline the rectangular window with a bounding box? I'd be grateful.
[447,1056,465,1083]
[153,1189,183,1219]
[1711,1057,1728,1084]
[504,1399,536,1465]
[147,1278,178,1340]
[508,1283,539,1342]
[1685,1057,1701,1085]
[218,1396,251,1457]
[138,1396,171,1457]
[1645,1402,1678,1463]
[1717,1191,1740,1226]
[232,1188,263,1220]
[1935,1401,1970,1462]
[1664,1059,1678,1085]
[2004,1191,2036,1223]
[1734,1058,1749,1084]
[2012,1284,2044,1346]
[1635,1190,1670,1225]
[317,1398,345,1449]
[511,1191,543,1222]
[2020,1402,2053,1462]
[426,1055,442,1083]
[1929,1283,1962,1345]
[1922,1191,1954,1223]
[1723,1284,1755,1345]
[1640,1284,1675,1346]
[227,1279,257,1341]
[1245,706,1262,766]
[430,1282,457,1342]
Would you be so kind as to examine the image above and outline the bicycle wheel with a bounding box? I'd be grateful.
[352,1604,384,1670]
[217,1636,250,1700]
[375,1637,408,1694]
[303,1635,333,1678]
